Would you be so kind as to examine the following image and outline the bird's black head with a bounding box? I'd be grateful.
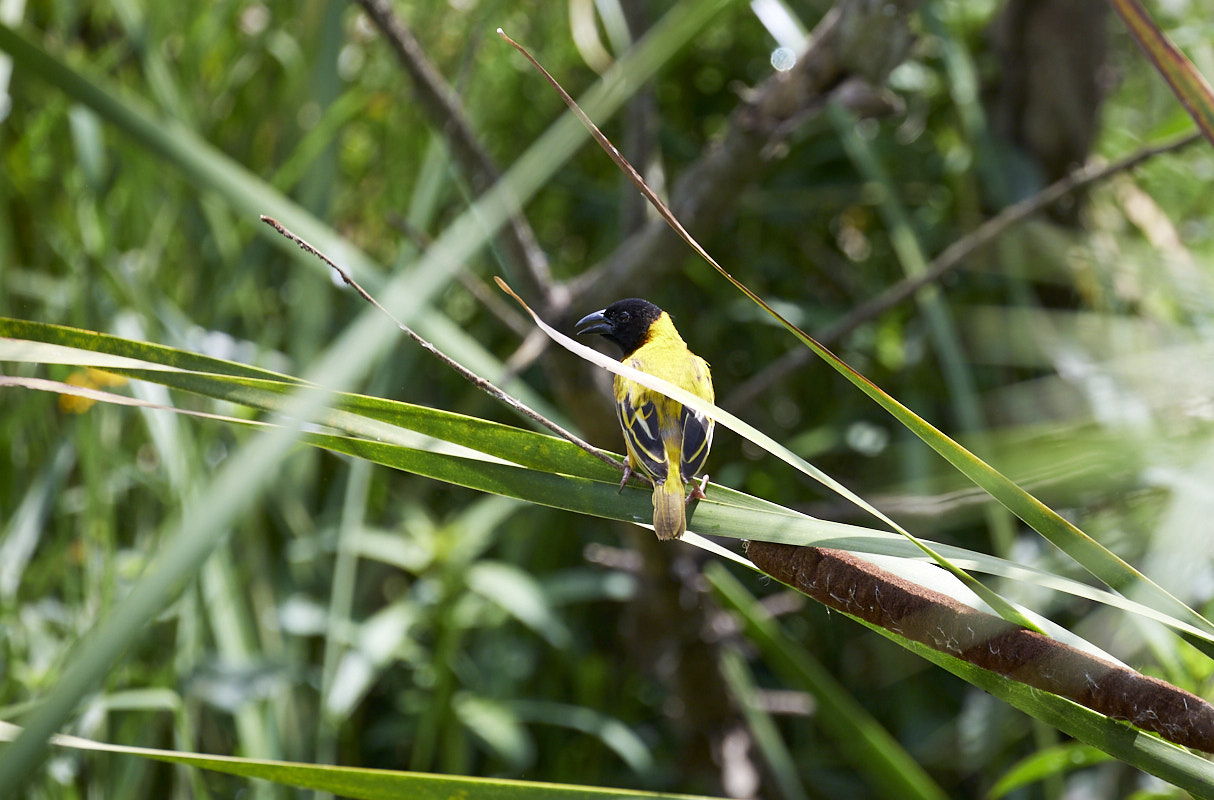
[575,298,664,357]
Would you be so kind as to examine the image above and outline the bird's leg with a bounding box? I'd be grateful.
[686,474,709,504]
[617,463,633,494]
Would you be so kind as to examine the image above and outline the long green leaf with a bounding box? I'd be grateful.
[11,325,1214,788]
[0,319,614,478]
[0,318,295,379]
[6,324,1214,649]
[717,647,810,800]
[652,152,1214,645]
[497,280,1042,633]
[0,722,714,800]
[988,744,1112,800]
[302,431,1214,793]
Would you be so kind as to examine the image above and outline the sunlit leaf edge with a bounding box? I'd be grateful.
[0,722,716,800]
[5,327,1213,648]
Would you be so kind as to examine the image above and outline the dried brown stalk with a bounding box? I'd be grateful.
[748,540,1214,753]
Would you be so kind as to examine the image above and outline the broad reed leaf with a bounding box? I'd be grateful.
[9,321,1214,788]
[5,319,1213,649]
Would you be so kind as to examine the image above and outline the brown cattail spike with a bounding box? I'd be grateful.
[746,540,1214,753]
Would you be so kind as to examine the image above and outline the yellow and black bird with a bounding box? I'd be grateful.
[576,299,715,540]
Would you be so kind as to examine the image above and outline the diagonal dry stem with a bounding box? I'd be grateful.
[259,215,628,476]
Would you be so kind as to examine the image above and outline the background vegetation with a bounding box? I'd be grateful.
[2,0,1213,797]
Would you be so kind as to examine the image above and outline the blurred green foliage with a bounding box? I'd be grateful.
[3,1,1214,798]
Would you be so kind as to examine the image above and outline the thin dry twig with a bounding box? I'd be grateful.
[725,130,1204,409]
[259,215,625,474]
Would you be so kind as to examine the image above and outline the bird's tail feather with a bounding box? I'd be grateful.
[652,477,686,541]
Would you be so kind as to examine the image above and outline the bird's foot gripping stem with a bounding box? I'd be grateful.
[617,463,632,495]
[686,475,709,504]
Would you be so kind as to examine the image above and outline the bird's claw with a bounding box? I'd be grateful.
[617,463,632,495]
[686,474,709,505]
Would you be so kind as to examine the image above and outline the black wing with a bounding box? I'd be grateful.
[679,406,713,483]
[616,395,669,483]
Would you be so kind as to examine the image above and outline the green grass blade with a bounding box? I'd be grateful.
[890,623,1214,798]
[506,701,653,774]
[0,317,294,379]
[717,647,810,800]
[666,249,1214,646]
[829,101,1019,556]
[513,28,1214,646]
[0,319,613,478]
[14,315,1214,782]
[14,327,1214,778]
[0,722,716,800]
[988,743,1112,800]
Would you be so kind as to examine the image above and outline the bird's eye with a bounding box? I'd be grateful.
[618,311,630,323]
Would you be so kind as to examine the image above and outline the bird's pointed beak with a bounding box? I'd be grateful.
[575,309,611,336]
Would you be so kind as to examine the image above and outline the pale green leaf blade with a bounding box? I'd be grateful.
[0,722,714,800]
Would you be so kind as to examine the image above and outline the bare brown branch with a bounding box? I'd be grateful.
[563,0,924,311]
[725,131,1204,409]
[501,0,922,378]
[351,0,554,305]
